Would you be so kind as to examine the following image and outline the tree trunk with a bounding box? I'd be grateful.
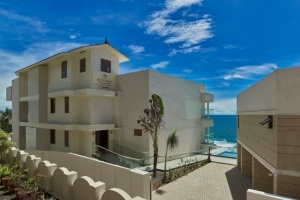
[152,125,159,178]
[163,144,169,182]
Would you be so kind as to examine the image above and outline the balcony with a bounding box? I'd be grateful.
[201,109,214,127]
[6,86,12,101]
[201,92,214,102]
[48,88,116,98]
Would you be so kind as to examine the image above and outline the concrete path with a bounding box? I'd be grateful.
[152,163,251,200]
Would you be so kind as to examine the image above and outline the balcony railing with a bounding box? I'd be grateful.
[110,140,148,159]
[92,144,144,169]
[201,109,214,119]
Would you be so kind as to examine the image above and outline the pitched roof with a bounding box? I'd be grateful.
[15,43,129,74]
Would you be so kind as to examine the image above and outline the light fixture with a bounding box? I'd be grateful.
[259,115,273,128]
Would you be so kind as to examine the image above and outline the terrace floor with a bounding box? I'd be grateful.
[152,162,251,200]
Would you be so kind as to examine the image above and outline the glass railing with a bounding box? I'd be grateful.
[207,145,237,158]
[110,140,148,160]
[201,109,214,119]
[92,144,144,169]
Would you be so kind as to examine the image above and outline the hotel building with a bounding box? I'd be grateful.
[6,41,213,166]
[237,67,300,199]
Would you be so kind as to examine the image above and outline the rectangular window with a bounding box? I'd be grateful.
[50,129,55,144]
[65,131,69,147]
[80,58,86,72]
[237,115,239,129]
[101,58,111,73]
[62,61,67,78]
[50,98,55,113]
[65,97,69,113]
[134,129,142,136]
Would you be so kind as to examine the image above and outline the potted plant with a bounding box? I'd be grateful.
[18,178,38,200]
[34,173,49,200]
[0,165,11,189]
[0,130,15,163]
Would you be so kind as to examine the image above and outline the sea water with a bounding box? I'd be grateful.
[209,115,237,158]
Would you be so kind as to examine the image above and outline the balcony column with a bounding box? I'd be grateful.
[207,102,210,118]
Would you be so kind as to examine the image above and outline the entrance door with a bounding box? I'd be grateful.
[95,130,109,149]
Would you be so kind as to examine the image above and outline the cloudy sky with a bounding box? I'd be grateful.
[1,0,300,114]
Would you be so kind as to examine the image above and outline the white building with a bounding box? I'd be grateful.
[6,41,213,166]
[237,67,300,199]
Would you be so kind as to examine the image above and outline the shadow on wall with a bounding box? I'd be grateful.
[225,167,252,200]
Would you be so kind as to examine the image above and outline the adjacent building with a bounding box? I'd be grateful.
[237,67,300,199]
[6,41,213,166]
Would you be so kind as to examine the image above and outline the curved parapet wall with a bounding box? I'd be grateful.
[6,149,148,200]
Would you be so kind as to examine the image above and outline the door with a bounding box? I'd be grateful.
[95,130,109,149]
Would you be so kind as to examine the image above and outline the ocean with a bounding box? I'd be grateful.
[209,115,237,157]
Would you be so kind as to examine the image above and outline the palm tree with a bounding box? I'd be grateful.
[163,131,179,182]
[0,108,12,133]
[137,94,165,178]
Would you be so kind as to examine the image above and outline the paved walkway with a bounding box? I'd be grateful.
[152,163,251,200]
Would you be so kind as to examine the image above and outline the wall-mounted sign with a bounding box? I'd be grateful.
[97,73,113,86]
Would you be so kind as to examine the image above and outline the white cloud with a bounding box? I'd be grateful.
[222,63,278,80]
[165,0,203,12]
[217,82,230,87]
[143,0,213,55]
[169,45,201,56]
[150,61,169,69]
[127,45,145,54]
[0,42,85,111]
[0,10,47,33]
[70,35,76,39]
[183,68,193,73]
[223,44,244,50]
[211,98,236,115]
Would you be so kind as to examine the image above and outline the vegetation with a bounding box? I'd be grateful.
[163,131,179,183]
[0,107,12,133]
[137,94,165,178]
[0,129,15,162]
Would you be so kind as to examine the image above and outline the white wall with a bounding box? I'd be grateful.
[116,71,150,154]
[237,71,277,115]
[117,70,206,156]
[148,70,204,156]
[12,78,20,147]
[238,67,300,115]
[90,97,113,124]
[48,50,92,93]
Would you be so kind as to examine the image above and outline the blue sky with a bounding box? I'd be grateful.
[1,0,300,114]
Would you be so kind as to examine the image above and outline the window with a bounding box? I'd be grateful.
[50,98,55,113]
[50,129,55,144]
[237,115,239,129]
[80,58,86,72]
[62,61,67,78]
[65,131,69,147]
[134,129,142,136]
[101,58,111,73]
[65,97,69,113]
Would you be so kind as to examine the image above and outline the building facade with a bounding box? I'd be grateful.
[237,67,300,199]
[6,42,213,164]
